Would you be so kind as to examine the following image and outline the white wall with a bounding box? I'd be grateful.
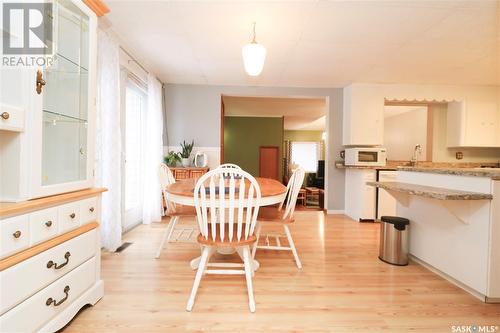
[164,84,344,211]
[164,146,220,170]
[384,108,428,161]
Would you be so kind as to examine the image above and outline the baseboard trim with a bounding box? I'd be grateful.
[409,255,489,303]
[327,209,344,215]
[485,297,500,303]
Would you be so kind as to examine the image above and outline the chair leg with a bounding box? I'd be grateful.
[186,246,211,312]
[155,216,179,259]
[242,246,256,313]
[251,223,262,260]
[283,225,302,269]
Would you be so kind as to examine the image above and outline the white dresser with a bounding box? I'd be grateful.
[0,189,105,332]
[0,0,105,331]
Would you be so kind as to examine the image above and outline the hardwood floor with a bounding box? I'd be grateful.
[63,213,500,332]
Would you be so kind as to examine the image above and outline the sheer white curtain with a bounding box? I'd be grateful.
[142,75,164,224]
[95,30,122,251]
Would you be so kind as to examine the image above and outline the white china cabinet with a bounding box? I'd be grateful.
[0,0,96,202]
[0,1,105,332]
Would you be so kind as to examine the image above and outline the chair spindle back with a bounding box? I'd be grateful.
[279,168,306,220]
[194,167,261,243]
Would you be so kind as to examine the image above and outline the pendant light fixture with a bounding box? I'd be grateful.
[242,22,266,76]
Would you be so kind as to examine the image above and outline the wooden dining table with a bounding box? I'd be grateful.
[164,177,287,270]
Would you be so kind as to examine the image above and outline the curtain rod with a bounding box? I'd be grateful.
[119,46,165,86]
[119,45,149,75]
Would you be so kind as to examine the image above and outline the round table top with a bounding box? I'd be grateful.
[165,177,287,199]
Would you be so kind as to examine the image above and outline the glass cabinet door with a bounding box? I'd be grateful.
[41,0,90,186]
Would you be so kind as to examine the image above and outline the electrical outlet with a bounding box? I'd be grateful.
[456,152,464,160]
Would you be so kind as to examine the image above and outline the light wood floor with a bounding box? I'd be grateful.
[63,213,500,332]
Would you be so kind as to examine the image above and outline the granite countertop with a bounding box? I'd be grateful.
[398,166,500,180]
[367,181,493,200]
[334,161,399,170]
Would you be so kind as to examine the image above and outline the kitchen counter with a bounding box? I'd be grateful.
[367,181,492,200]
[398,166,500,180]
[335,161,398,170]
[385,168,500,302]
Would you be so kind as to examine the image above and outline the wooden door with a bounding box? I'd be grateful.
[259,146,279,180]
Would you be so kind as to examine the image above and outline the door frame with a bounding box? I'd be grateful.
[220,93,330,211]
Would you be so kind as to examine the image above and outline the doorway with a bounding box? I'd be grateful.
[220,94,329,210]
[121,78,147,231]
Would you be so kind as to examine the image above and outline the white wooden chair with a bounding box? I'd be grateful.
[217,163,241,169]
[156,163,197,259]
[252,168,305,269]
[187,167,261,313]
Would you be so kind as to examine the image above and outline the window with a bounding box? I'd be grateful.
[291,142,319,173]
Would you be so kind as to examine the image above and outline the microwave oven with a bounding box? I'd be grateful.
[345,147,387,166]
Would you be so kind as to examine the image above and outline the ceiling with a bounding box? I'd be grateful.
[106,0,500,87]
[384,105,428,118]
[223,96,326,130]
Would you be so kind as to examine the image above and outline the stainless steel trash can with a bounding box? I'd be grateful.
[379,216,410,266]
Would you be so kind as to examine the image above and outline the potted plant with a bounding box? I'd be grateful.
[164,151,181,167]
[179,140,194,167]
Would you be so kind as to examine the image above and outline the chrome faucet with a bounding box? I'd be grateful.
[410,144,422,167]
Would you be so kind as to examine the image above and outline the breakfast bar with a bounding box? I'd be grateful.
[368,167,500,303]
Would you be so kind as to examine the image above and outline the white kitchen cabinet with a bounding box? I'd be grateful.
[345,169,376,221]
[342,84,384,146]
[0,0,97,201]
[447,100,500,148]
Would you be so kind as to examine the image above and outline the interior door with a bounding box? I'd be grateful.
[122,79,146,231]
[259,146,279,180]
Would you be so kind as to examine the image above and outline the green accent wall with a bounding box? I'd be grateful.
[224,116,283,179]
[284,130,323,142]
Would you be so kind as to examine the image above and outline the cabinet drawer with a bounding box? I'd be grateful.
[0,229,97,315]
[58,202,80,233]
[0,215,29,259]
[29,207,58,245]
[0,256,96,333]
[0,104,24,132]
[79,197,97,225]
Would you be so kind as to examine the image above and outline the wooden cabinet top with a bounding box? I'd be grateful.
[170,167,210,171]
[0,188,107,219]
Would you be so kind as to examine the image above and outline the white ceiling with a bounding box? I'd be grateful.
[106,0,500,87]
[384,105,428,118]
[223,96,326,130]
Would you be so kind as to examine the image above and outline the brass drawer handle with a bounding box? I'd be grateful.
[45,220,53,227]
[1,112,9,120]
[89,207,95,213]
[36,70,46,95]
[12,230,21,239]
[47,251,70,269]
[46,286,70,307]
[69,213,76,219]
